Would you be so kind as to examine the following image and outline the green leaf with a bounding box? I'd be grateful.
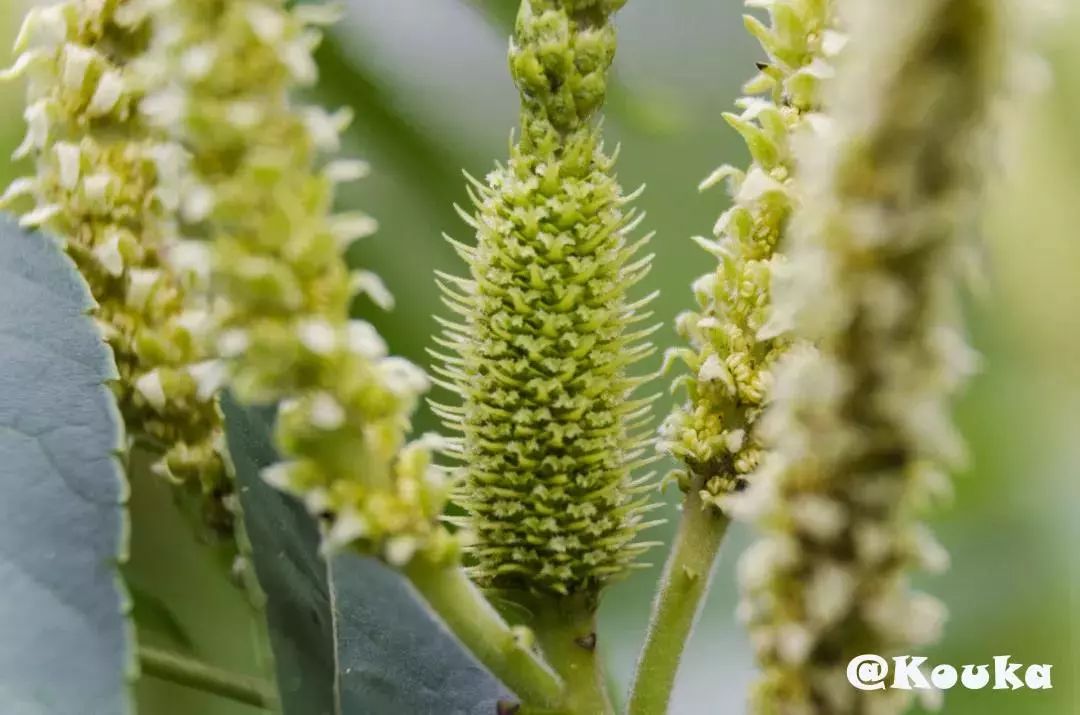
[311,11,466,214]
[0,216,132,714]
[223,397,511,714]
[222,399,333,715]
[467,0,518,30]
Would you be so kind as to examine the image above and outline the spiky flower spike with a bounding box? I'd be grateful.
[435,0,658,597]
[2,2,230,529]
[660,0,839,507]
[733,1,1004,713]
[144,1,449,565]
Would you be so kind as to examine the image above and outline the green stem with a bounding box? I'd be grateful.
[626,485,731,715]
[404,557,564,709]
[138,645,277,709]
[521,593,614,715]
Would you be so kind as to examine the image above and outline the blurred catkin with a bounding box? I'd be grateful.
[144,0,451,565]
[660,0,839,509]
[433,0,659,596]
[1,1,230,530]
[731,1,1005,713]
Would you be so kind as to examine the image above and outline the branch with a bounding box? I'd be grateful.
[138,646,277,709]
[626,484,731,714]
[519,593,615,715]
[404,557,564,709]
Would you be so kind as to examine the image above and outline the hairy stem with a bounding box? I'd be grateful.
[627,482,731,715]
[522,594,614,715]
[138,646,277,709]
[404,557,563,709]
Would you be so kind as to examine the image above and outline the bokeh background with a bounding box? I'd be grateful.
[1,1,1076,713]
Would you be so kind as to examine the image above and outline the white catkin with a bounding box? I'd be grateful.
[731,1,1010,713]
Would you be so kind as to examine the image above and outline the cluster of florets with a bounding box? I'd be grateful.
[728,1,1003,713]
[660,0,841,509]
[141,0,451,564]
[2,1,230,529]
[435,0,659,595]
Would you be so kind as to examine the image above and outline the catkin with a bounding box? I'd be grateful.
[434,0,659,596]
[2,0,230,530]
[661,0,839,510]
[733,1,1004,713]
[144,0,449,565]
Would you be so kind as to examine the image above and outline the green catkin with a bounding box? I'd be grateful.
[144,0,450,565]
[435,0,659,596]
[2,0,230,530]
[731,1,1005,713]
[660,0,838,508]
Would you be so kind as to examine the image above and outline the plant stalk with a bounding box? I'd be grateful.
[626,484,731,715]
[138,645,277,709]
[518,593,614,715]
[404,557,564,709]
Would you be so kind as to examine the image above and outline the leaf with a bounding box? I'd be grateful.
[331,556,511,715]
[466,0,517,30]
[223,399,334,715]
[309,5,466,215]
[223,397,511,715]
[0,216,132,714]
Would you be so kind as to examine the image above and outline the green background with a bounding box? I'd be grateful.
[0,0,1076,713]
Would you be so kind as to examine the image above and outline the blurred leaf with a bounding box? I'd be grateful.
[605,83,688,137]
[467,0,517,29]
[0,216,132,714]
[127,452,269,715]
[311,13,466,212]
[223,397,509,715]
[129,581,195,653]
